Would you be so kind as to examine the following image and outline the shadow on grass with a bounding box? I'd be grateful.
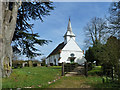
[87,81,120,88]
[50,66,62,70]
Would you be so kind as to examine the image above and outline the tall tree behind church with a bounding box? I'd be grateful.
[84,17,107,47]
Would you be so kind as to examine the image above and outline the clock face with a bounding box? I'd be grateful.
[70,53,75,57]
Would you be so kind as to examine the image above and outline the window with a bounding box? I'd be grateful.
[70,53,75,57]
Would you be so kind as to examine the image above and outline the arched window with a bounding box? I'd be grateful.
[70,53,75,57]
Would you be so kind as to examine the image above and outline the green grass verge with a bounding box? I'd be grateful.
[2,66,61,88]
[49,76,120,88]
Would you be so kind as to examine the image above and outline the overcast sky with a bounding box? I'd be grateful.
[21,2,112,60]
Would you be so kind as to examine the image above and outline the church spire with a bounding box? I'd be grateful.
[64,17,76,44]
[67,18,72,32]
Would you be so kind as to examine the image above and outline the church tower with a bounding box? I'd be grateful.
[64,18,76,44]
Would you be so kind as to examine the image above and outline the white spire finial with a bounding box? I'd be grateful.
[67,17,72,32]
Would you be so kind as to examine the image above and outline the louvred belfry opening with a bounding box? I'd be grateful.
[64,18,76,44]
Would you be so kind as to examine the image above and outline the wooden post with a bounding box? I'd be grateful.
[85,62,88,77]
[102,77,105,83]
[111,67,114,81]
[62,62,65,76]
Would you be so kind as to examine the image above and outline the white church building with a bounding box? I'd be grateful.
[46,18,86,65]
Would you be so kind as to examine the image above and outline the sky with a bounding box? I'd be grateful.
[21,2,112,60]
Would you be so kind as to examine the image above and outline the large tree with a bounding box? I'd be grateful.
[0,1,22,77]
[12,2,54,58]
[0,1,54,77]
[84,17,107,47]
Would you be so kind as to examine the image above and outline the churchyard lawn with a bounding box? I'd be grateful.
[48,76,120,88]
[2,66,120,88]
[2,66,61,88]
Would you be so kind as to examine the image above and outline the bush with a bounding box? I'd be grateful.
[33,63,37,67]
[87,62,95,71]
[12,60,24,68]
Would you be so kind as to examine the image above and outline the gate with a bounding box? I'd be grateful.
[62,62,88,76]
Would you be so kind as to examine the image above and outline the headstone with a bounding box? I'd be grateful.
[37,63,41,67]
[28,61,33,67]
[22,63,25,67]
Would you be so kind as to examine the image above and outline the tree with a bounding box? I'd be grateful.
[100,36,120,67]
[0,1,54,77]
[12,2,54,58]
[84,17,107,47]
[41,56,46,66]
[12,52,20,61]
[85,47,95,63]
[85,42,103,66]
[0,1,22,77]
[99,36,120,81]
[107,1,120,38]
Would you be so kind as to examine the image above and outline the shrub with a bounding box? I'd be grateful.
[12,60,24,68]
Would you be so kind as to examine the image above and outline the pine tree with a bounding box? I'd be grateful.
[12,2,54,58]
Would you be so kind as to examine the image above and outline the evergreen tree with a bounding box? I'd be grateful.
[100,36,120,81]
[12,2,54,58]
[85,42,103,66]
[101,36,120,66]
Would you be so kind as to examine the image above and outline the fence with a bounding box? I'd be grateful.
[62,62,88,77]
[64,63,78,72]
[102,64,120,83]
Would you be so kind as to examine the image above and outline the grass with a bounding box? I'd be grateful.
[2,66,61,88]
[48,76,101,88]
[49,76,120,88]
[88,66,102,76]
[2,66,120,89]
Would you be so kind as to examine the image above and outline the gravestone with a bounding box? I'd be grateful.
[22,62,26,67]
[28,61,33,67]
[37,63,41,67]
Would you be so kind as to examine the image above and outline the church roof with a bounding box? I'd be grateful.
[47,42,65,58]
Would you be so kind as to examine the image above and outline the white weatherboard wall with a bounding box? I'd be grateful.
[59,38,84,63]
[46,54,59,65]
[62,38,82,51]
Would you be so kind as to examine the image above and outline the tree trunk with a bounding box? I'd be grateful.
[0,1,21,77]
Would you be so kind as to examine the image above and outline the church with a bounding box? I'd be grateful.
[46,18,86,65]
